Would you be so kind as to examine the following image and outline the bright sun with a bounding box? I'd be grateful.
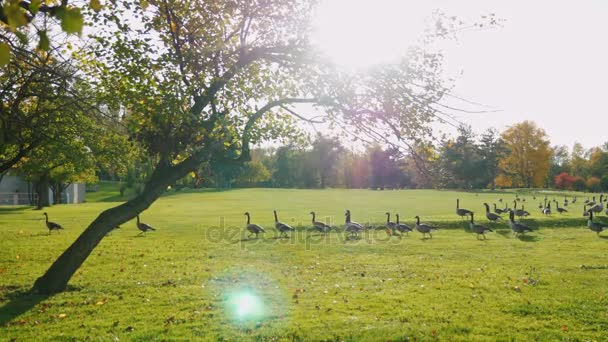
[313,0,434,69]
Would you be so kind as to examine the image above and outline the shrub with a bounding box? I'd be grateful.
[586,176,601,192]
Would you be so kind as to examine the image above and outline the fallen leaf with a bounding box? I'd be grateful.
[58,313,67,319]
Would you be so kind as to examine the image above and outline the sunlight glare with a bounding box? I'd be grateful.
[313,0,433,69]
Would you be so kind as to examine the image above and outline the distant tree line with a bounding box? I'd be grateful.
[136,121,606,192]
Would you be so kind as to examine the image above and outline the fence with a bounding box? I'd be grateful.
[0,192,38,205]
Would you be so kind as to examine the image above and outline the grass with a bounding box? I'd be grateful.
[1,186,608,340]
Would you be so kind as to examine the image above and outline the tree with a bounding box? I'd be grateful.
[31,0,462,294]
[498,121,553,188]
[0,42,91,179]
[554,172,576,190]
[478,128,506,189]
[236,160,271,187]
[438,125,484,188]
[310,134,343,188]
[569,142,587,177]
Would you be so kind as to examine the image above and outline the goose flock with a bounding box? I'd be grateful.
[40,193,608,239]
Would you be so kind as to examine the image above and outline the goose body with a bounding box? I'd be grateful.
[469,213,493,239]
[513,201,530,218]
[508,210,532,236]
[587,210,608,235]
[395,214,412,234]
[274,210,294,237]
[456,199,473,219]
[414,215,436,239]
[136,215,156,235]
[554,201,567,214]
[542,202,552,215]
[345,210,365,237]
[43,213,64,234]
[483,203,501,222]
[588,195,604,213]
[310,211,331,233]
[244,212,265,238]
[493,203,505,215]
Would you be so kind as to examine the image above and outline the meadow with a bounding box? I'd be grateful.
[1,186,608,341]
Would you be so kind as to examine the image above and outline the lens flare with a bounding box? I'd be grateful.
[227,291,263,320]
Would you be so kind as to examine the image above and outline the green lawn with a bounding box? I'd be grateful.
[1,187,608,340]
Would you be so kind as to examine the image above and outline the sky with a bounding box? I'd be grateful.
[312,0,608,149]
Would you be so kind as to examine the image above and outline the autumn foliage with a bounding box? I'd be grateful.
[496,121,553,188]
[554,172,577,189]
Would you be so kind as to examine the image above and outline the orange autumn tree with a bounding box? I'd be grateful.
[496,121,553,188]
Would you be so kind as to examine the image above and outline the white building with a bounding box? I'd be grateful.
[0,174,85,205]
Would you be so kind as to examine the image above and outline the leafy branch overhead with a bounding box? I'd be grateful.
[0,0,91,65]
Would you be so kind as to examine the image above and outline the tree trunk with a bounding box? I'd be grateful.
[50,182,62,204]
[36,174,51,209]
[31,160,197,294]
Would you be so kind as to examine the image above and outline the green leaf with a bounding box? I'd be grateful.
[4,2,28,28]
[61,8,84,35]
[0,43,11,67]
[38,30,49,51]
[90,0,102,12]
[29,0,41,15]
[15,31,28,45]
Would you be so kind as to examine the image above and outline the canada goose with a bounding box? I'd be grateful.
[395,214,412,235]
[244,212,265,238]
[538,202,543,210]
[587,210,608,236]
[310,211,331,233]
[456,199,473,219]
[513,201,530,218]
[345,210,365,238]
[414,216,436,239]
[508,210,532,236]
[469,213,493,239]
[136,215,156,235]
[588,195,604,214]
[572,197,577,204]
[273,210,294,238]
[483,203,501,223]
[586,196,596,206]
[43,212,64,234]
[542,202,552,215]
[493,203,505,215]
[563,196,568,207]
[554,201,567,214]
[583,204,590,217]
[385,212,396,231]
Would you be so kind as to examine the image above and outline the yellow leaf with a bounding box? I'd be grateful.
[0,43,10,67]
[90,0,102,12]
[58,313,67,319]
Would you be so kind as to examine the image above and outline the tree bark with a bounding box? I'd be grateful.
[36,173,50,209]
[31,160,197,294]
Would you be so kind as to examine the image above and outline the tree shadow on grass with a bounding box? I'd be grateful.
[517,234,540,242]
[0,285,80,327]
[0,206,34,213]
